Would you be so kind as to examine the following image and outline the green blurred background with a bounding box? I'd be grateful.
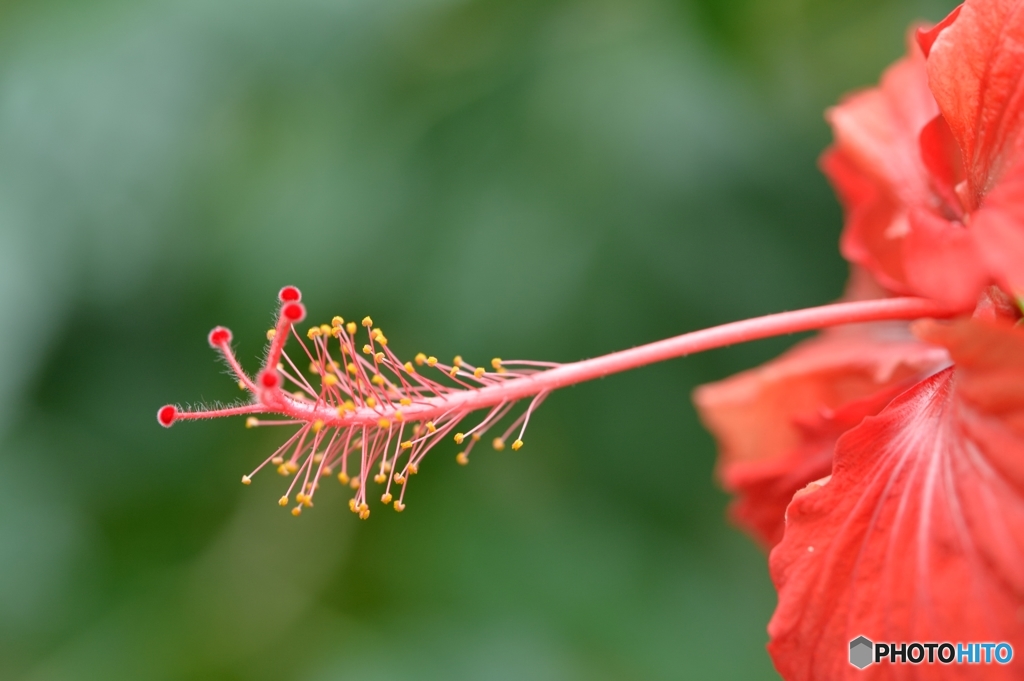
[0,0,956,678]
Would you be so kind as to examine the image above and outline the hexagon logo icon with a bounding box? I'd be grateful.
[849,636,873,669]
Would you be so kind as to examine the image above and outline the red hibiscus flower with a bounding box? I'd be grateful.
[697,1,1024,677]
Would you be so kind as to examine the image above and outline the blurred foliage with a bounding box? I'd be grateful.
[0,0,956,678]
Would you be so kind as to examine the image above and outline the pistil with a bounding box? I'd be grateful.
[158,288,964,517]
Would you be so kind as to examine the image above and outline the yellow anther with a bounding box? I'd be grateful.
[472,433,481,442]
[359,508,370,520]
[512,439,523,451]
[277,464,289,476]
[375,352,385,363]
[350,477,361,489]
[337,472,350,485]
[346,321,357,335]
[291,506,302,517]
[474,367,485,378]
[348,498,358,512]
[374,473,387,484]
[336,405,346,418]
[426,422,437,433]
[426,356,438,366]
[361,316,373,328]
[246,417,259,429]
[408,464,419,475]
[271,456,285,465]
[366,397,377,408]
[454,433,465,444]
[395,410,404,421]
[362,344,373,355]
[453,355,463,367]
[320,324,331,336]
[332,316,344,327]
[344,400,355,411]
[381,492,393,504]
[301,495,313,508]
[277,363,284,370]
[491,358,502,369]
[285,461,298,474]
[377,336,388,346]
[393,500,405,512]
[310,420,323,433]
[449,366,459,377]
[307,327,321,339]
[346,362,357,374]
[372,327,383,339]
[266,329,276,340]
[322,467,333,476]
[401,441,413,450]
[399,397,412,406]
[404,361,416,373]
[295,493,306,505]
[309,361,319,374]
[241,475,252,485]
[323,374,338,387]
[497,366,507,374]
[415,353,426,366]
[238,380,247,390]
[383,462,392,474]
[456,452,469,465]
[394,474,406,485]
[279,496,289,507]
[293,391,305,398]
[492,438,506,451]
[378,418,391,429]
[371,374,385,386]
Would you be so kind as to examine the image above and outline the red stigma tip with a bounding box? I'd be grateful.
[282,302,306,322]
[278,286,302,303]
[208,326,233,347]
[157,405,177,427]
[259,369,281,389]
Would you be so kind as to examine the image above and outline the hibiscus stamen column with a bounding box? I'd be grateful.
[158,287,965,517]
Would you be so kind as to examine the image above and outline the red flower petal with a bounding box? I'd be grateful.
[923,0,1024,299]
[971,159,1024,298]
[823,37,952,297]
[917,113,965,214]
[767,317,1024,680]
[916,4,962,58]
[926,0,1024,205]
[827,42,937,210]
[903,207,990,308]
[694,282,948,548]
[823,147,910,294]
